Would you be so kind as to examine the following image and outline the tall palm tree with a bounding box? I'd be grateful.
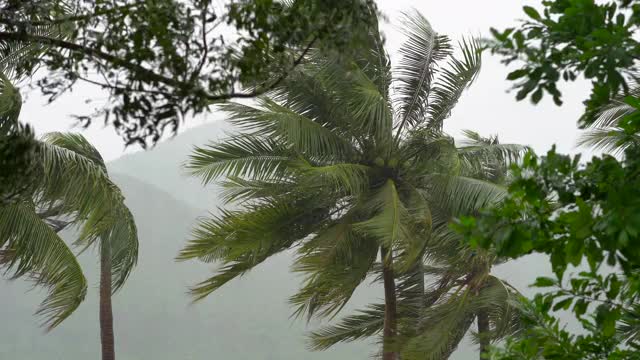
[308,131,526,360]
[0,75,138,360]
[180,10,525,359]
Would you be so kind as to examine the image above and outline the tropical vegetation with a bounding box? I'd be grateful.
[180,10,527,360]
[3,1,639,359]
[0,0,379,145]
[0,74,139,360]
[455,1,640,358]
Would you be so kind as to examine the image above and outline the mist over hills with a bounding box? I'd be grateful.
[108,119,234,211]
[1,121,553,359]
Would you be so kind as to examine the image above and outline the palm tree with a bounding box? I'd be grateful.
[308,131,526,360]
[180,10,525,359]
[0,75,138,360]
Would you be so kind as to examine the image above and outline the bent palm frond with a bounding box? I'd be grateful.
[0,202,87,330]
[185,133,295,184]
[43,132,139,292]
[309,304,385,350]
[424,175,507,217]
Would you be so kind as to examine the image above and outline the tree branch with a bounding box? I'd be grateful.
[0,31,316,103]
[0,31,186,89]
[205,36,318,102]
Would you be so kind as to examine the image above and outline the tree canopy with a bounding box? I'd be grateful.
[457,1,640,358]
[489,0,640,125]
[0,0,378,146]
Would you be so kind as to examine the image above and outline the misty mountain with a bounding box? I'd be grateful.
[108,119,234,211]
[1,121,554,359]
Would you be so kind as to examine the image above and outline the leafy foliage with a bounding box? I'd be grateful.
[0,0,379,146]
[471,3,640,357]
[0,201,87,329]
[489,0,640,125]
[458,123,640,358]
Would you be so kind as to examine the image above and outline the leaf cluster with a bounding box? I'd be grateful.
[489,0,640,126]
[0,0,379,146]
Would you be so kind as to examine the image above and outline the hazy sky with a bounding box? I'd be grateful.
[20,0,592,162]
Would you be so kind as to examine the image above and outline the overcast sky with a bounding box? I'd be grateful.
[20,0,592,162]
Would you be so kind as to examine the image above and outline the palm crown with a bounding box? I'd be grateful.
[308,130,527,359]
[180,10,526,359]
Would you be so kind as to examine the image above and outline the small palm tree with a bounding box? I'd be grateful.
[0,75,138,360]
[180,10,525,359]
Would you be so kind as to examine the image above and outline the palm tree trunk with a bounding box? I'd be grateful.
[381,246,398,360]
[100,240,115,360]
[477,310,490,360]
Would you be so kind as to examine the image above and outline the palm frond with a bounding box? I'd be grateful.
[219,99,353,159]
[219,177,296,204]
[0,0,77,76]
[179,199,324,300]
[0,202,87,330]
[394,10,452,130]
[344,65,394,147]
[269,61,354,138]
[395,261,428,317]
[424,175,507,217]
[583,85,640,128]
[401,274,521,359]
[0,19,74,78]
[354,13,391,102]
[37,141,120,220]
[618,302,640,347]
[427,38,482,129]
[291,209,378,320]
[187,254,270,301]
[42,132,107,170]
[469,276,525,345]
[178,203,295,262]
[104,206,139,292]
[398,128,455,169]
[295,162,372,196]
[354,180,410,248]
[577,127,639,154]
[458,141,527,165]
[423,224,477,268]
[290,236,378,320]
[457,131,528,182]
[185,133,294,185]
[401,289,476,360]
[309,304,385,350]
